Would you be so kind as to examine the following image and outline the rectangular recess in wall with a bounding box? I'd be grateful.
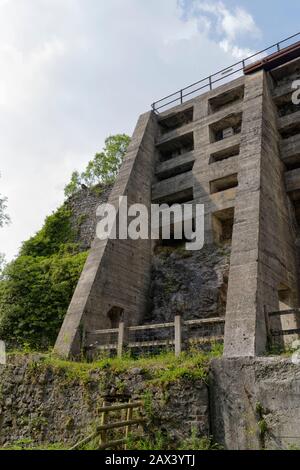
[210,174,238,195]
[277,100,299,118]
[280,122,300,140]
[209,144,240,164]
[157,132,194,162]
[209,112,243,143]
[156,161,195,181]
[212,207,235,244]
[284,156,300,171]
[209,85,244,114]
[159,107,194,134]
[153,188,194,206]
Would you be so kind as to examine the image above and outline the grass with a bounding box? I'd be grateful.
[13,343,223,386]
[0,440,67,451]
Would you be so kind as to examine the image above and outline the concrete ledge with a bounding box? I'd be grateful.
[156,151,195,180]
[152,171,193,203]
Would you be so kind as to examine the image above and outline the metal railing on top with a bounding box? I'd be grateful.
[151,32,300,113]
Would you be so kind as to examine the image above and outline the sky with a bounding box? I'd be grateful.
[0,0,299,261]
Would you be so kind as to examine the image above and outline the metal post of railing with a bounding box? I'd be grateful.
[277,43,281,52]
[209,76,212,90]
[180,89,183,104]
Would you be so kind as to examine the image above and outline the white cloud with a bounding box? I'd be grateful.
[0,0,261,261]
[185,0,261,58]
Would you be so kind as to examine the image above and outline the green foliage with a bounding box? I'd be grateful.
[255,402,269,449]
[28,349,217,386]
[21,206,74,257]
[0,174,10,228]
[127,432,167,451]
[64,134,130,197]
[0,254,6,279]
[0,205,88,350]
[179,430,222,450]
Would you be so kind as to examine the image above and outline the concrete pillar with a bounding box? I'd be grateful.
[54,111,158,358]
[224,71,300,357]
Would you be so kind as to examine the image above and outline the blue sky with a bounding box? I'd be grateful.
[0,0,299,261]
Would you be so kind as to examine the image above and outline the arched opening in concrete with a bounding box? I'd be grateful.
[107,306,124,329]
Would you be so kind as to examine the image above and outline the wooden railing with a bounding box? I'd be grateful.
[70,401,145,451]
[84,315,225,357]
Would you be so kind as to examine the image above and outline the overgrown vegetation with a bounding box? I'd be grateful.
[26,346,222,385]
[64,134,130,197]
[0,173,10,278]
[0,134,130,350]
[0,206,88,350]
[1,348,223,451]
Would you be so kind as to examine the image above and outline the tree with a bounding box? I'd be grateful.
[0,205,88,349]
[0,174,9,279]
[64,134,130,197]
[0,254,5,278]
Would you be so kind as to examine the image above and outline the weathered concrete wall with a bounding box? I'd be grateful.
[56,56,300,360]
[0,356,209,448]
[210,357,300,450]
[55,112,158,357]
[224,71,300,357]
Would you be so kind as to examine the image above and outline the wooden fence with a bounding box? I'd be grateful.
[84,315,225,357]
[70,401,145,450]
[265,307,300,346]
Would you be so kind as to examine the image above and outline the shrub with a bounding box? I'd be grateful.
[0,205,88,350]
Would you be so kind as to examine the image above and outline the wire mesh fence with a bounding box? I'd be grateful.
[84,316,225,358]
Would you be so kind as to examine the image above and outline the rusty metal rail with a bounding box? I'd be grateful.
[151,32,300,113]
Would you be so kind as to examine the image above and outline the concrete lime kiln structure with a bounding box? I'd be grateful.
[55,34,300,359]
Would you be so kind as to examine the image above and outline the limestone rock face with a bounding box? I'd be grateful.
[148,244,231,324]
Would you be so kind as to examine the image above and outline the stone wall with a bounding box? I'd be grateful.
[210,357,300,450]
[68,184,112,251]
[0,355,209,448]
[2,355,300,450]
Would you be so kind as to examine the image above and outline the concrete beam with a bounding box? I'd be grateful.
[278,110,300,133]
[156,122,194,146]
[152,171,193,203]
[155,151,195,180]
[281,134,300,164]
[285,168,300,194]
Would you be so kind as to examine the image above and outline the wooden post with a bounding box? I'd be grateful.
[174,315,182,357]
[118,321,125,358]
[99,401,107,448]
[124,400,133,450]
